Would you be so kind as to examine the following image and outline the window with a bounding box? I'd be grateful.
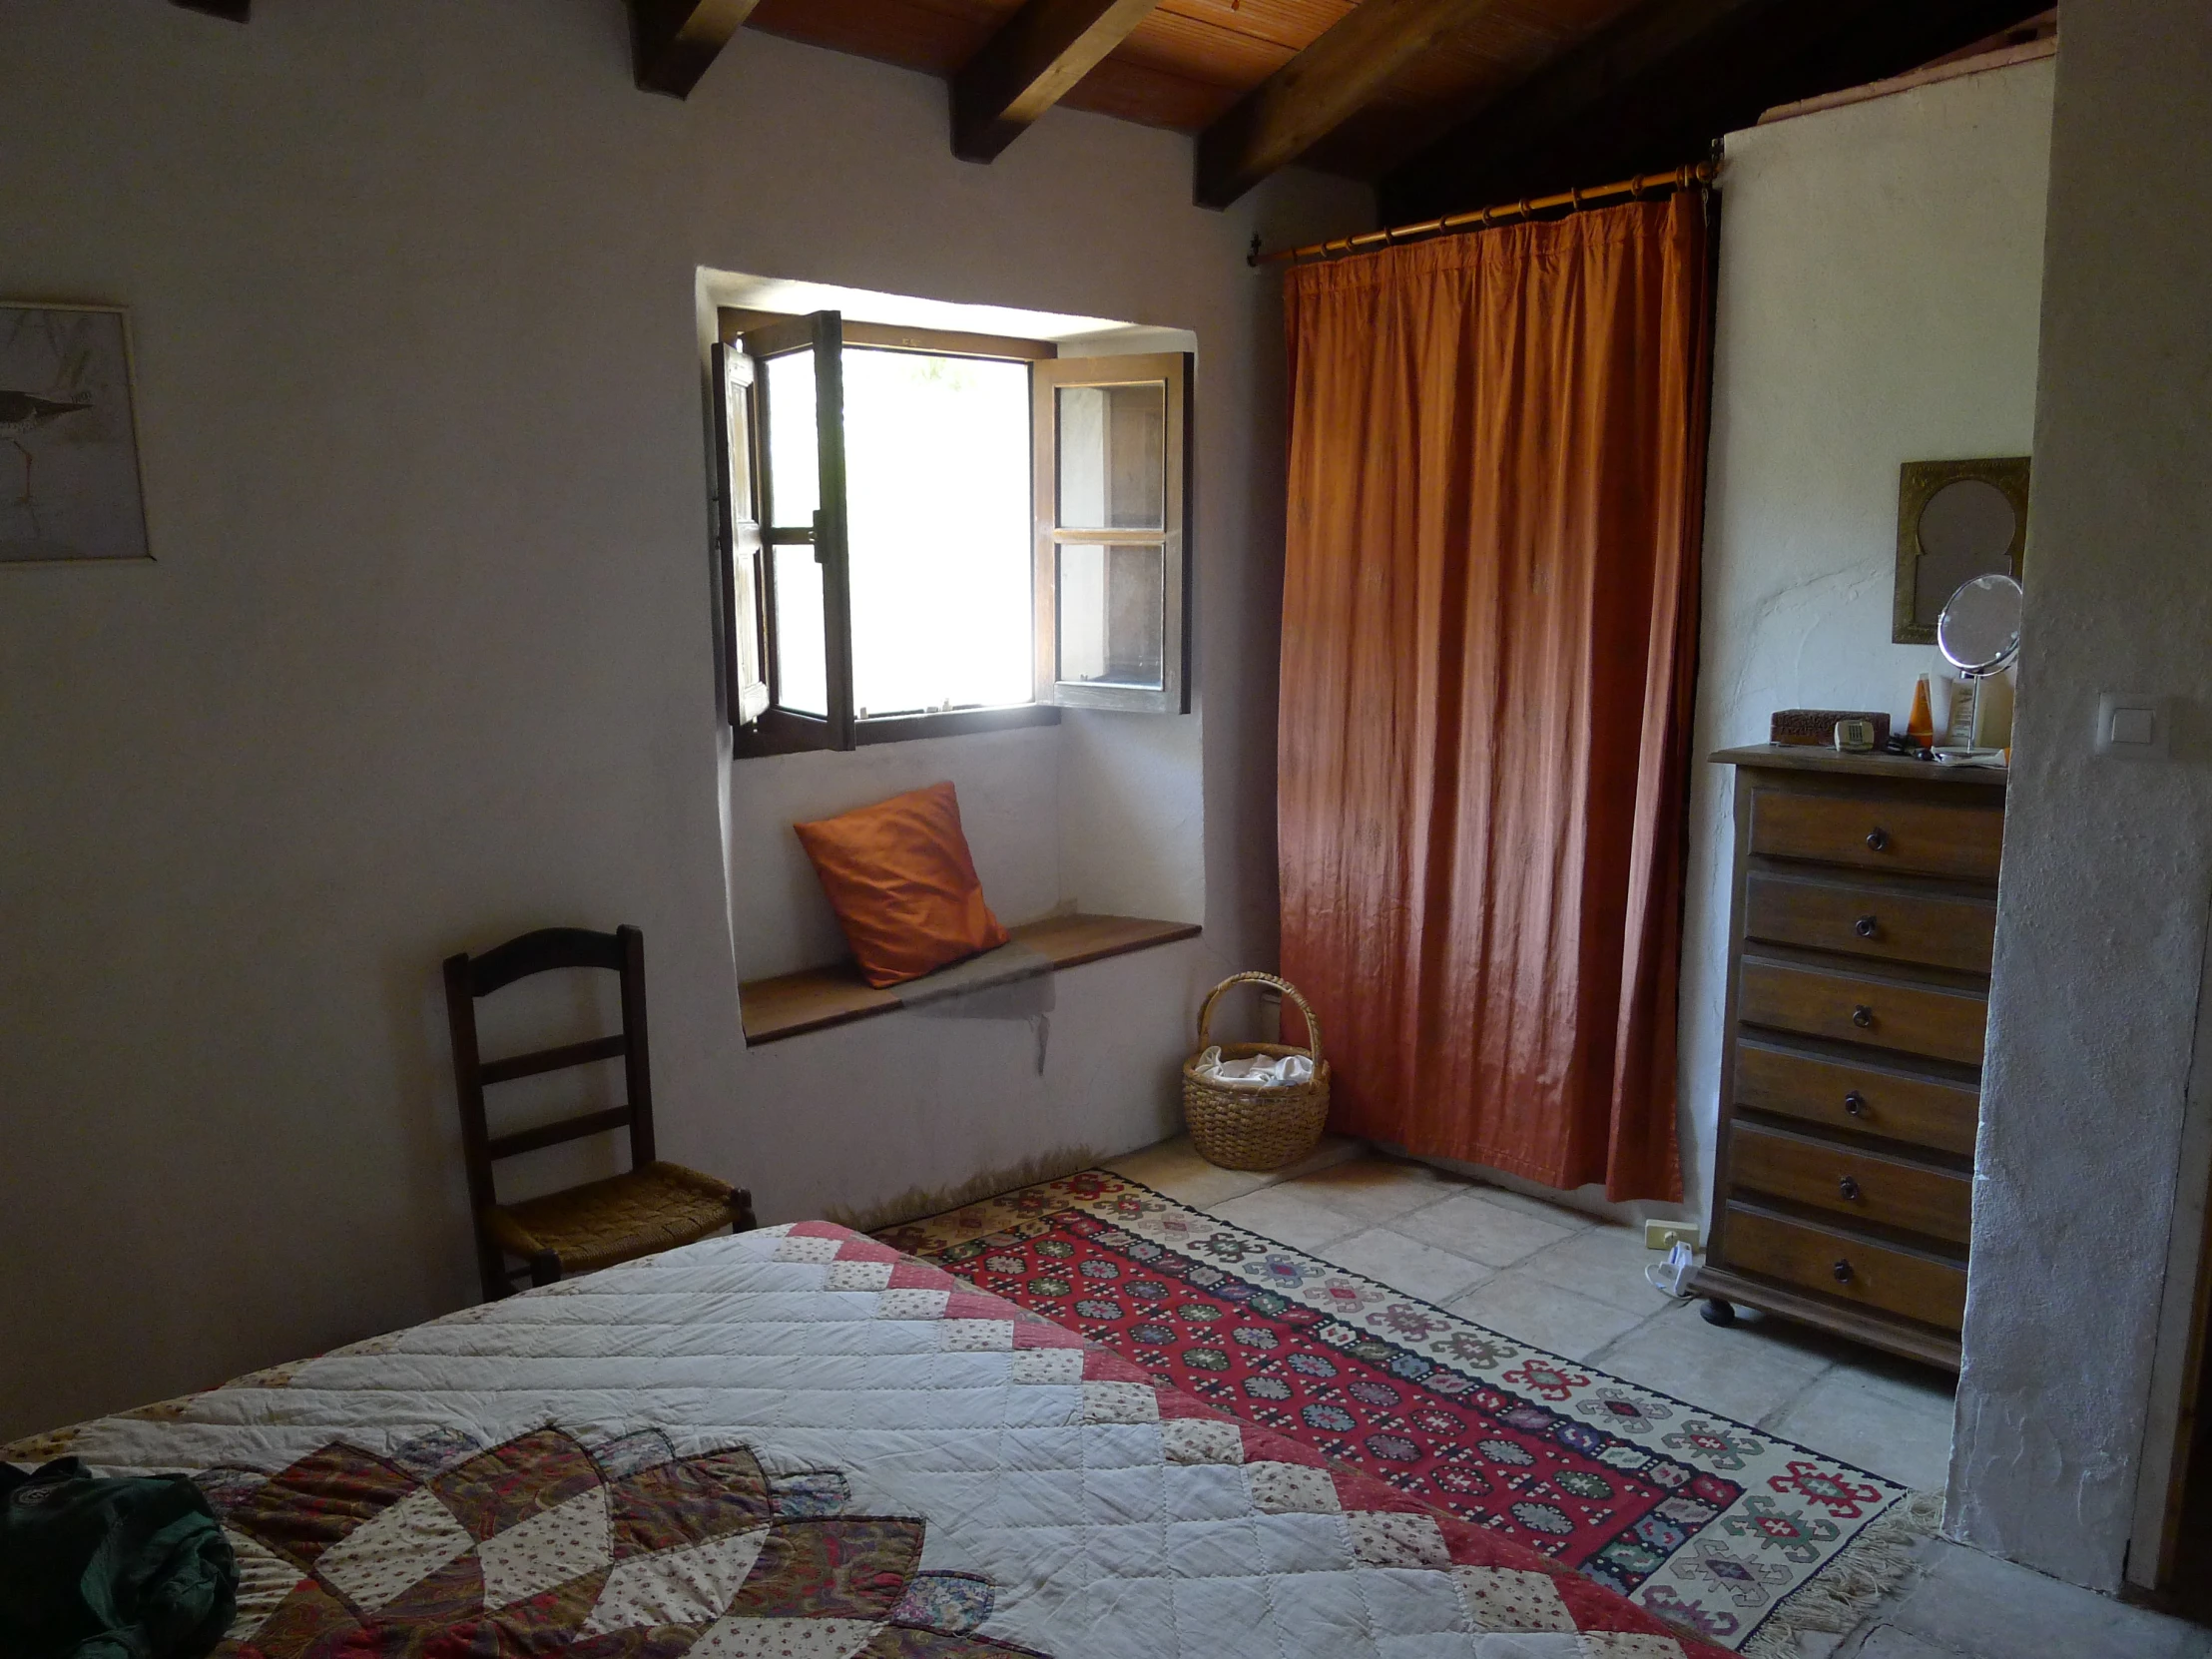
[714,310,1190,756]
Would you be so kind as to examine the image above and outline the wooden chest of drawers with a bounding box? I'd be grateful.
[1691,747,2006,1369]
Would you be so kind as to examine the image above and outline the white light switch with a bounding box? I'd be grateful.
[2096,693,2169,760]
[2110,707,2155,746]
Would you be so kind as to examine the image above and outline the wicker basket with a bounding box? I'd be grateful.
[1182,972,1332,1172]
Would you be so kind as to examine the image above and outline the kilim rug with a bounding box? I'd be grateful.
[880,1169,1937,1658]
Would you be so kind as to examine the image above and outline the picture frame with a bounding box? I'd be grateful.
[1892,456,2029,645]
[1,301,153,565]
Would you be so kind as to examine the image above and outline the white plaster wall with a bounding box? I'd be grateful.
[1679,62,2053,1214]
[1052,326,1212,932]
[0,0,1368,1438]
[1949,0,2212,1590]
[727,726,1065,982]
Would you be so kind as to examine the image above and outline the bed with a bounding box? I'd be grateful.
[5,1222,1721,1658]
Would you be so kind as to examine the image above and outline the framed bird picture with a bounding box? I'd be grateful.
[2,301,153,564]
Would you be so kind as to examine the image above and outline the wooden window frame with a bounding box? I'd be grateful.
[713,308,1190,756]
[1031,352,1193,715]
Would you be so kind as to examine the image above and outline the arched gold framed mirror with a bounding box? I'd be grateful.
[1894,456,2030,644]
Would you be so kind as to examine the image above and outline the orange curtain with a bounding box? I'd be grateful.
[1278,194,1711,1203]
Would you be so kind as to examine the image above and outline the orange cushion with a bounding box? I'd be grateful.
[793,783,1010,988]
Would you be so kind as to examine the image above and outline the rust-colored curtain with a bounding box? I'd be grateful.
[1278,194,1711,1203]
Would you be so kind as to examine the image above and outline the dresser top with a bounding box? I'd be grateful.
[1710,744,2008,788]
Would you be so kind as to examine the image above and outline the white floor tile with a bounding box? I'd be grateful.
[1276,1158,1460,1226]
[1106,1138,1278,1208]
[1587,1305,1836,1427]
[1316,1226,1494,1306]
[1845,1626,1957,1658]
[1208,1185,1366,1253]
[1764,1366,1955,1491]
[1884,1540,2201,1659]
[1452,1181,1600,1230]
[1443,1269,1657,1363]
[1509,1224,1670,1314]
[1393,1191,1576,1268]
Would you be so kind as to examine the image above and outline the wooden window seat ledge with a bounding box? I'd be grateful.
[740,912,1202,1045]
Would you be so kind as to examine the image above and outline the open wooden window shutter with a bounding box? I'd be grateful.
[712,342,770,729]
[1033,352,1192,715]
[733,310,855,755]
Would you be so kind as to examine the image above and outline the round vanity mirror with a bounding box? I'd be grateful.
[1937,572,2023,678]
[1916,477,2019,623]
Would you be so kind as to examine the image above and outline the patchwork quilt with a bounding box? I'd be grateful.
[4,1223,1729,1659]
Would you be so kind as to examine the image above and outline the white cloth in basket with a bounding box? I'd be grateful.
[1192,1044,1316,1088]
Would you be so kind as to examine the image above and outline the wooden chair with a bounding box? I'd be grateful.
[443,924,754,1301]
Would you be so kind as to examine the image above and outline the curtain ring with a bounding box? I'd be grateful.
[1569,185,1584,213]
[1516,198,1532,223]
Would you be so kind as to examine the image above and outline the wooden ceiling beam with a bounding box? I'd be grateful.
[1195,0,1502,210]
[630,0,766,99]
[172,0,250,19]
[1381,0,2054,222]
[952,0,1166,163]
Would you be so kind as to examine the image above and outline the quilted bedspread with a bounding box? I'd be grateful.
[6,1222,1728,1658]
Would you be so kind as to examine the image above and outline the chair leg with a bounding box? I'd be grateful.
[477,1234,513,1304]
[528,1251,562,1288]
[730,1188,758,1233]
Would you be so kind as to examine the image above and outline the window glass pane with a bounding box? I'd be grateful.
[1057,542,1164,690]
[842,348,1033,717]
[772,544,827,716]
[1056,382,1165,531]
[764,350,820,529]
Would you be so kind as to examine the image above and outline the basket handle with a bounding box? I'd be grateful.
[1196,972,1325,1070]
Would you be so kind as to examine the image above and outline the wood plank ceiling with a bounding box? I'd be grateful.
[745,0,1642,184]
[170,1,2057,219]
[738,0,2057,212]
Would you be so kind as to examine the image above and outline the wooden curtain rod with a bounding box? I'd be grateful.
[1248,160,1717,268]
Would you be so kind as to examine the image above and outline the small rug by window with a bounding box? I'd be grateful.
[880,1171,1936,1658]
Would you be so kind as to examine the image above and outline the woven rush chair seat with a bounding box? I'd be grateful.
[488,1161,739,1277]
[444,924,755,1300]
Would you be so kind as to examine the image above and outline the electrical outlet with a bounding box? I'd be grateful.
[1644,1221,1701,1253]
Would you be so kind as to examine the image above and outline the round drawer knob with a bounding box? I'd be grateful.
[1866,828,1891,851]
[1844,1090,1868,1117]
[1854,914,1880,938]
[1833,1259,1855,1284]
[1838,1175,1862,1200]
[1852,1004,1876,1029]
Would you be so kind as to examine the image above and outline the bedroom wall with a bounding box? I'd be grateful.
[1679,58,2053,1213]
[1950,0,2212,1591]
[0,0,1368,1438]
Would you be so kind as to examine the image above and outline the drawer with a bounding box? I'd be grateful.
[1751,790,2003,881]
[1746,871,1995,974]
[1736,1040,1979,1155]
[1739,958,1988,1065]
[1729,1122,1971,1245]
[1722,1205,1967,1330]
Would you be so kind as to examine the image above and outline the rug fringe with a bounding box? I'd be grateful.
[825,1145,1106,1235]
[1741,1488,1941,1657]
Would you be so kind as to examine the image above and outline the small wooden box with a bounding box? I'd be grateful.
[1770,709,1892,748]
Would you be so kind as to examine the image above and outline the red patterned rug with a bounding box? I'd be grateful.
[881,1170,1935,1656]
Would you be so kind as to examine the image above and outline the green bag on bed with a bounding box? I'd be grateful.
[0,1458,236,1659]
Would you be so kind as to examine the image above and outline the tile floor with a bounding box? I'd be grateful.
[1103,1135,2209,1659]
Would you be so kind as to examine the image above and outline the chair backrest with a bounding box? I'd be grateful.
[442,925,657,1237]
